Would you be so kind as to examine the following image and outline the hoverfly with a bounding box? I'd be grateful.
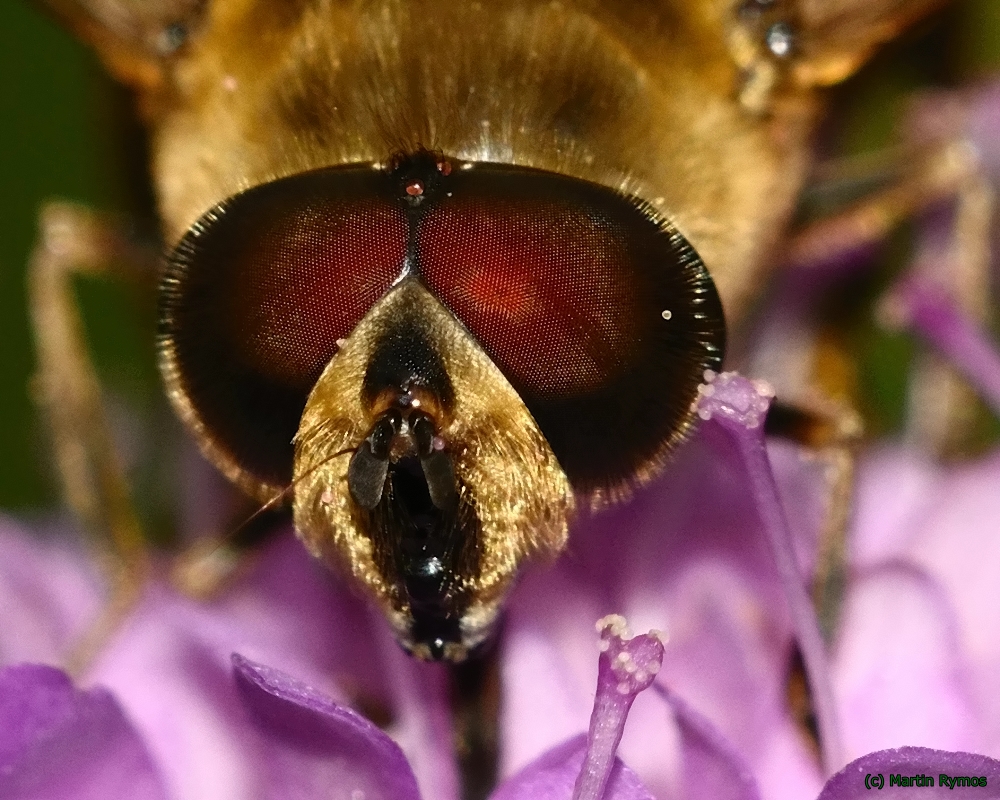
[22,0,956,663]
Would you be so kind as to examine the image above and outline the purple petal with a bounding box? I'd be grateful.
[490,735,654,800]
[0,516,103,666]
[818,747,1000,799]
[0,512,459,800]
[239,535,457,794]
[908,79,1000,183]
[848,446,939,567]
[0,663,166,800]
[83,532,456,800]
[881,276,1000,416]
[86,536,377,800]
[501,608,768,800]
[903,449,1000,752]
[654,683,761,800]
[845,444,1000,754]
[196,529,388,695]
[501,421,828,797]
[964,80,1000,181]
[360,640,460,800]
[499,573,608,779]
[233,654,423,800]
[833,564,979,756]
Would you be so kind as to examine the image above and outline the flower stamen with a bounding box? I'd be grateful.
[571,615,665,800]
[695,371,844,775]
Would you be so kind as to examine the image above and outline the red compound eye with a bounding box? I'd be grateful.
[419,198,640,397]
[160,154,726,498]
[229,201,406,388]
[161,167,408,488]
[413,163,725,493]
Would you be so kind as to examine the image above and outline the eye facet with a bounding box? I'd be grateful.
[418,189,642,397]
[160,152,725,505]
[159,167,408,492]
[413,163,725,495]
[160,152,726,659]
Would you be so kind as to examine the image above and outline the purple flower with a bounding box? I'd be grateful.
[6,299,1000,798]
[819,748,1000,799]
[2,609,742,799]
[0,664,165,800]
[4,74,1000,800]
[2,357,999,798]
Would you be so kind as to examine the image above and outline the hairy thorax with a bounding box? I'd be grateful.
[149,0,818,324]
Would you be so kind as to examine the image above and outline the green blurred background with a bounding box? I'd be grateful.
[0,1,158,511]
[0,1,998,511]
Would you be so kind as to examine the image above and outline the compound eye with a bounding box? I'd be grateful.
[160,167,408,491]
[416,165,725,494]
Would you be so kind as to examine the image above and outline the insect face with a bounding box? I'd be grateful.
[36,0,948,660]
[160,151,724,659]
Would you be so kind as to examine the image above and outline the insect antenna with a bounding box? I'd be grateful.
[171,445,358,598]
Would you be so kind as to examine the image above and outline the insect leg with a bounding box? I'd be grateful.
[765,399,862,640]
[901,160,995,455]
[170,502,292,600]
[783,143,966,269]
[785,138,996,454]
[754,133,993,764]
[27,201,157,673]
[762,399,861,764]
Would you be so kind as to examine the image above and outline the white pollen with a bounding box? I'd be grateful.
[753,379,776,398]
[661,309,672,320]
[616,682,631,695]
[596,614,629,638]
[335,338,346,348]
